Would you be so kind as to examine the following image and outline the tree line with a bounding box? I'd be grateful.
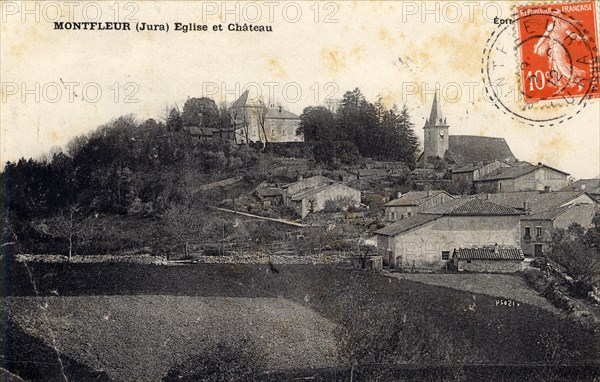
[298,88,420,169]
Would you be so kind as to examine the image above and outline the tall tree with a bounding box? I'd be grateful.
[166,107,183,132]
[298,106,337,142]
[182,97,220,128]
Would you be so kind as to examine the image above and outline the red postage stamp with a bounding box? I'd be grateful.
[516,1,600,103]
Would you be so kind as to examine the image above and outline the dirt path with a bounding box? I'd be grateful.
[384,271,560,313]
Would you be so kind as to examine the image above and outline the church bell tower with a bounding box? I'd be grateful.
[423,93,449,160]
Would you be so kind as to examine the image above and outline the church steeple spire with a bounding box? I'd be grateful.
[428,92,445,126]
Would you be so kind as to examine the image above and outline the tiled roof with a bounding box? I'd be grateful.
[561,179,600,192]
[475,163,569,182]
[446,136,517,167]
[384,190,448,207]
[454,247,524,260]
[422,197,521,215]
[472,191,595,214]
[290,183,357,201]
[265,107,299,120]
[374,213,442,236]
[521,203,598,221]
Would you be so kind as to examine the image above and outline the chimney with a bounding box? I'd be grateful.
[523,200,530,212]
[494,243,499,255]
[544,186,551,193]
[486,193,491,200]
[427,190,432,197]
[278,105,282,113]
[397,191,402,198]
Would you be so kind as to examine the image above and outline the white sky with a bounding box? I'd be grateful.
[1,1,599,178]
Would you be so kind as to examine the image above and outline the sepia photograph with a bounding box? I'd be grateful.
[1,1,600,381]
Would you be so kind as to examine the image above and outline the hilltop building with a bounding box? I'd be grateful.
[229,90,303,144]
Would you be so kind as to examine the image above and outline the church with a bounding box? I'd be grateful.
[417,93,518,168]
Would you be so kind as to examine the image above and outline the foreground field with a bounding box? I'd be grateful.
[2,260,600,381]
[9,295,337,381]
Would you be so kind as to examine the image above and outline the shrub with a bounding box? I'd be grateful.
[322,196,356,213]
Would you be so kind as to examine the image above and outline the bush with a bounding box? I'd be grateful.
[322,196,356,213]
[162,339,265,382]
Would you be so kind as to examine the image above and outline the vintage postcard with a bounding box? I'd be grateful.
[1,1,600,381]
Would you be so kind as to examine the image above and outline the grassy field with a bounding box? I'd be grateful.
[8,295,338,381]
[389,272,559,313]
[2,260,600,381]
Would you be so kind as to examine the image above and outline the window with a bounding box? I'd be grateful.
[441,251,450,260]
[407,212,412,217]
[524,226,531,239]
[536,226,543,238]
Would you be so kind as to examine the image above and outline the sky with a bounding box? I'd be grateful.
[1,1,599,178]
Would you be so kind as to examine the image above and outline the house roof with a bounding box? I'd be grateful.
[561,178,600,193]
[520,205,572,220]
[454,247,524,260]
[384,190,450,207]
[374,213,442,236]
[229,90,299,120]
[284,175,331,190]
[446,135,518,167]
[230,90,250,109]
[474,163,569,182]
[521,203,597,221]
[290,183,353,201]
[422,197,521,216]
[265,107,299,120]
[472,191,595,214]
[452,160,514,174]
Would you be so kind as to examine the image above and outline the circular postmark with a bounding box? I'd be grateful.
[482,4,599,127]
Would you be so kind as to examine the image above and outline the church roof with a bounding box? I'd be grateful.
[445,135,517,167]
[427,93,445,126]
[230,90,249,109]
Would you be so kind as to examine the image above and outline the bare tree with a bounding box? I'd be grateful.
[253,100,269,148]
[163,203,204,258]
[40,204,94,261]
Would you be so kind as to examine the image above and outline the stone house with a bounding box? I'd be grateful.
[230,90,302,144]
[473,163,570,192]
[283,176,360,218]
[375,198,522,270]
[453,247,524,273]
[473,191,598,256]
[383,190,454,222]
[520,203,599,257]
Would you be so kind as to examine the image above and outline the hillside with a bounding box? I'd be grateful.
[2,261,599,381]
